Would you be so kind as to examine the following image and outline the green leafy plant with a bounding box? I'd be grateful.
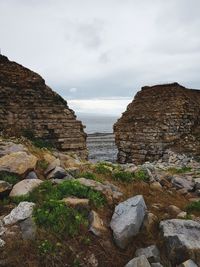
[186,201,200,213]
[113,171,134,182]
[134,169,149,182]
[38,239,55,255]
[34,200,88,236]
[0,171,21,185]
[79,172,96,180]
[95,162,112,174]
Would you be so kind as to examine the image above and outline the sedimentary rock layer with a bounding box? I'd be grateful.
[114,83,200,164]
[0,55,87,158]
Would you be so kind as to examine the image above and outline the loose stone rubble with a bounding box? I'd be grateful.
[160,219,200,265]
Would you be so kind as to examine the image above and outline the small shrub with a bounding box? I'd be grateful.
[113,171,134,182]
[134,170,149,182]
[34,200,88,236]
[186,201,200,213]
[0,171,21,185]
[95,163,112,174]
[167,167,192,175]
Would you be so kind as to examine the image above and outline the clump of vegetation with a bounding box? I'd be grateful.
[186,201,200,213]
[37,159,49,170]
[113,171,134,183]
[79,172,96,180]
[167,166,192,175]
[22,129,54,149]
[34,200,88,236]
[12,180,105,241]
[0,171,21,185]
[95,162,112,174]
[12,180,106,208]
[134,169,149,182]
[38,239,57,255]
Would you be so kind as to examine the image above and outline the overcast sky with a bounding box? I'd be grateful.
[1,0,200,115]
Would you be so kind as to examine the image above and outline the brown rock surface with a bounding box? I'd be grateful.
[0,55,87,159]
[114,83,200,164]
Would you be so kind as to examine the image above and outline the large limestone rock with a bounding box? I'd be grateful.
[0,141,28,157]
[9,179,43,197]
[0,151,37,175]
[110,195,146,249]
[124,255,151,267]
[114,83,200,164]
[160,219,200,265]
[3,202,35,225]
[0,55,87,159]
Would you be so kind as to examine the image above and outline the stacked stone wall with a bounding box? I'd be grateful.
[0,55,87,158]
[114,83,200,164]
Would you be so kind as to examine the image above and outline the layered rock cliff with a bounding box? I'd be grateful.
[0,55,87,158]
[114,83,200,164]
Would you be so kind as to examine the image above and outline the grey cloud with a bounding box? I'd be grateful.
[1,0,200,113]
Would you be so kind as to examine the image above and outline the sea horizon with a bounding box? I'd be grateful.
[76,112,119,134]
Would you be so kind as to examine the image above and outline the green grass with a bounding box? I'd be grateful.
[34,200,88,236]
[79,172,96,180]
[38,239,57,255]
[167,166,192,175]
[134,169,149,182]
[95,162,112,174]
[12,180,105,239]
[113,171,134,183]
[12,180,106,208]
[0,171,21,185]
[186,201,200,213]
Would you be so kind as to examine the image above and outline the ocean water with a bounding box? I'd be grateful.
[77,113,118,134]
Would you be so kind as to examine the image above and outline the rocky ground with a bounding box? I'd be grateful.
[1,138,200,266]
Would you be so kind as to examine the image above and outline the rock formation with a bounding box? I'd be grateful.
[114,83,200,164]
[0,55,87,158]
